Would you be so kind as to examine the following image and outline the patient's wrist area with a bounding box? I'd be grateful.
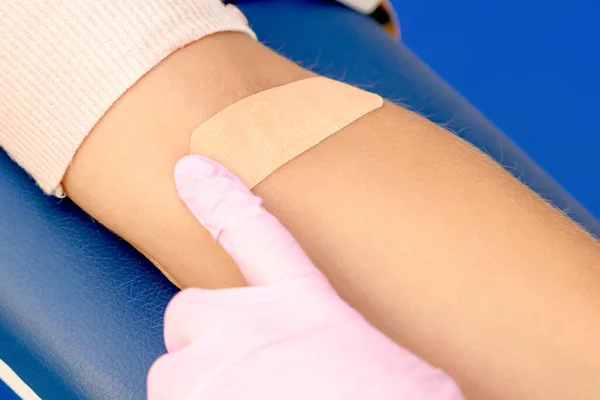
[63,32,314,288]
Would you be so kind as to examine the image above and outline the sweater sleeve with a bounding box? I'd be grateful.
[0,0,255,196]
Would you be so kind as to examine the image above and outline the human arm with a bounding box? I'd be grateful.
[57,31,600,400]
[66,33,600,397]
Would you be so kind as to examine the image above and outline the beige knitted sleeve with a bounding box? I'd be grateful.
[0,1,255,196]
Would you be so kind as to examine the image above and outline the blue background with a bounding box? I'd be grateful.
[393,0,599,217]
[0,380,17,400]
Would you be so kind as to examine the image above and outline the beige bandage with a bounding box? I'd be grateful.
[189,77,383,188]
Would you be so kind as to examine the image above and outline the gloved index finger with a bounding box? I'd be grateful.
[174,155,320,286]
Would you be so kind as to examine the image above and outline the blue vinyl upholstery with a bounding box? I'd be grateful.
[1,1,597,399]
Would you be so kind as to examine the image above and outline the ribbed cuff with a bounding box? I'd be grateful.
[0,1,255,196]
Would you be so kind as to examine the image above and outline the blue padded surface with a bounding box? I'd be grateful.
[0,152,177,400]
[1,1,598,400]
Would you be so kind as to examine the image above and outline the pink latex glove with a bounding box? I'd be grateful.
[147,155,464,400]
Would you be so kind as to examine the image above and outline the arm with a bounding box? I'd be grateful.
[63,31,600,399]
[63,32,311,288]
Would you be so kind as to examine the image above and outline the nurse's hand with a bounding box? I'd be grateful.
[147,155,464,400]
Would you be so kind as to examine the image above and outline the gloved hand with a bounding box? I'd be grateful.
[147,155,464,400]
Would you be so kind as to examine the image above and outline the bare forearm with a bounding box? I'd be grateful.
[63,32,600,399]
[63,33,311,287]
[264,102,600,399]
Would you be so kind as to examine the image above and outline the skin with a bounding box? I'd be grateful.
[63,32,600,399]
[64,33,310,288]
